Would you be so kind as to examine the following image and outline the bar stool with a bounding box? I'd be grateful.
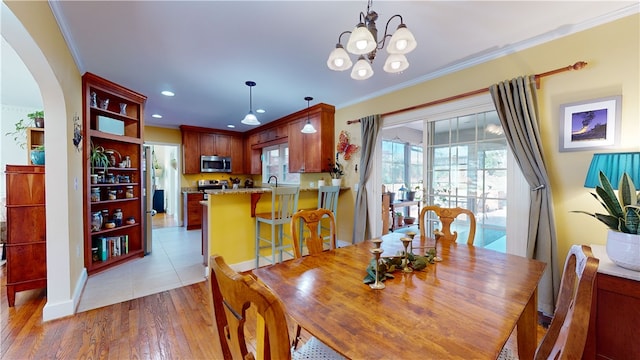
[255,186,300,268]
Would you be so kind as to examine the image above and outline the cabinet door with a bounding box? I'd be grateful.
[214,134,231,156]
[288,119,305,173]
[200,133,214,156]
[246,133,262,175]
[300,114,323,172]
[230,135,244,174]
[182,131,201,174]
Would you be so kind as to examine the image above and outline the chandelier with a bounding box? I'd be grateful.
[327,0,417,80]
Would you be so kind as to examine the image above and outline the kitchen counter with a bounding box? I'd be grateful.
[205,186,349,195]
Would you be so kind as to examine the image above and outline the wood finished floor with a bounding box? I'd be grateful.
[1,262,547,359]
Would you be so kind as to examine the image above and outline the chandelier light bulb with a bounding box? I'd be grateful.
[346,24,376,55]
[327,45,353,71]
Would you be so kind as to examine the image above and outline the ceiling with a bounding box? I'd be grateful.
[4,1,638,132]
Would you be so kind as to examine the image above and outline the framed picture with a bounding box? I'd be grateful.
[559,95,621,152]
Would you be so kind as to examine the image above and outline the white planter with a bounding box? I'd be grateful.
[331,178,342,187]
[606,229,640,271]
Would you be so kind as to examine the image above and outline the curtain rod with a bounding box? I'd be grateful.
[347,61,588,124]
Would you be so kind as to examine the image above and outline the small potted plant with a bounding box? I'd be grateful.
[90,142,110,172]
[405,184,416,201]
[395,211,404,227]
[30,145,45,165]
[328,155,344,186]
[574,171,640,270]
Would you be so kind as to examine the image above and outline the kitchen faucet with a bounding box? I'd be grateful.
[267,175,278,187]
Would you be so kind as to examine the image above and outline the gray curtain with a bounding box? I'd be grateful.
[352,114,381,243]
[489,76,560,315]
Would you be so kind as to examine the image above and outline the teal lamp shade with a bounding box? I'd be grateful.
[584,152,640,189]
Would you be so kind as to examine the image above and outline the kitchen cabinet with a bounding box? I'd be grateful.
[288,104,335,173]
[82,72,146,275]
[258,124,288,144]
[180,126,243,174]
[246,132,261,175]
[182,130,201,174]
[5,165,46,307]
[183,192,203,230]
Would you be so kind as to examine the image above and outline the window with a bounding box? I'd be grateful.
[262,144,300,184]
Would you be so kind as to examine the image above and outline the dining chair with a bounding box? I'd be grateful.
[291,208,337,259]
[418,205,476,245]
[498,244,599,360]
[255,186,300,268]
[210,255,344,360]
[289,208,337,349]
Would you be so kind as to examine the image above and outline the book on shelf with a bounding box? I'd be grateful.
[93,235,130,262]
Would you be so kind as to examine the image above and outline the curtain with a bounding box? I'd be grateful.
[489,76,560,315]
[352,114,381,243]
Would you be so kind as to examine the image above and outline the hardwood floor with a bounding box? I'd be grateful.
[152,212,179,228]
[1,262,547,359]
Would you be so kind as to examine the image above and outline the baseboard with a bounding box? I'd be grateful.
[42,268,87,321]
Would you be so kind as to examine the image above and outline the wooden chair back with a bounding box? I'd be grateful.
[534,245,599,360]
[255,186,300,223]
[210,254,292,360]
[419,205,476,245]
[291,208,336,259]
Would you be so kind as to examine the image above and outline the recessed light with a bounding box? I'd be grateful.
[227,124,236,128]
[152,114,163,118]
[161,90,175,97]
[256,109,265,114]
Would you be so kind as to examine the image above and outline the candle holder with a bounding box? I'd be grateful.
[369,248,385,290]
[405,231,416,253]
[370,238,382,249]
[432,230,443,262]
[400,237,413,273]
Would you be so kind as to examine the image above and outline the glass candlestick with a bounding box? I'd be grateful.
[370,238,382,249]
[369,248,385,290]
[405,231,416,254]
[400,237,413,272]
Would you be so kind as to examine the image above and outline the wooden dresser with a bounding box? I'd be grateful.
[583,245,640,359]
[5,165,46,307]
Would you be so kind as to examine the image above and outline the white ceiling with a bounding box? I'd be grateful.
[3,1,638,132]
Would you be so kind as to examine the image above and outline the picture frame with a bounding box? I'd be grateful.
[559,95,621,152]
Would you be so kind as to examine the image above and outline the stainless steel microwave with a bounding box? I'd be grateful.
[201,155,231,173]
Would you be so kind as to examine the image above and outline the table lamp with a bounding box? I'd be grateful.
[583,152,640,189]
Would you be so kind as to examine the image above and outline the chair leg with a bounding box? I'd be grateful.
[255,220,260,269]
[271,223,276,265]
[292,324,302,350]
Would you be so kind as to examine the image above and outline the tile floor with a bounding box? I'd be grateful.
[77,226,205,312]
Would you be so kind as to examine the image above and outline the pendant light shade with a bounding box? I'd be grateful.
[346,23,376,55]
[301,96,317,134]
[327,44,353,71]
[241,81,260,125]
[383,53,409,73]
[386,24,417,54]
[351,55,374,80]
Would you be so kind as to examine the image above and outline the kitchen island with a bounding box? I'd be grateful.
[203,186,348,271]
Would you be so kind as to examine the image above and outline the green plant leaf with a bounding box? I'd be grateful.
[625,205,640,234]
[594,213,623,231]
[619,173,637,208]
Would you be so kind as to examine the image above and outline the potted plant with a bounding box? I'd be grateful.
[90,142,110,173]
[5,110,45,149]
[404,216,416,225]
[395,211,404,227]
[405,184,416,201]
[328,156,344,186]
[574,171,640,271]
[30,145,45,165]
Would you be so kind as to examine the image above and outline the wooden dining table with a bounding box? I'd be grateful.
[252,234,546,359]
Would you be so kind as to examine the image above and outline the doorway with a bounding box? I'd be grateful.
[145,143,180,229]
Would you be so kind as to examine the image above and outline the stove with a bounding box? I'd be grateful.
[197,179,228,191]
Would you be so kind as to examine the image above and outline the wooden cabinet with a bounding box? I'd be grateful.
[82,72,146,275]
[288,104,335,173]
[584,247,640,360]
[180,126,244,174]
[183,192,203,230]
[5,165,46,307]
[182,130,201,174]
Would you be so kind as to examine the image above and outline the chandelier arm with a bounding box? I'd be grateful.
[378,14,404,49]
[337,30,352,44]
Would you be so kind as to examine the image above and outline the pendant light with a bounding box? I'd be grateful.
[301,96,317,134]
[241,81,260,125]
